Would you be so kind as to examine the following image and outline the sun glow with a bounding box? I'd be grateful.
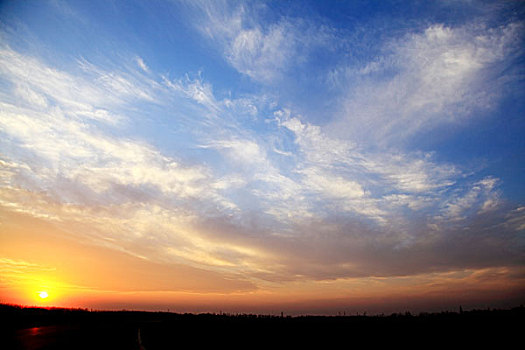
[24,276,65,305]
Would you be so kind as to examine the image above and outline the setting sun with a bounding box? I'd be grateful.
[38,291,49,299]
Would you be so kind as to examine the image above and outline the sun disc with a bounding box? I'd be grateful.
[38,291,48,299]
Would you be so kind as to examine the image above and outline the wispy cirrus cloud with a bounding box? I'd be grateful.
[0,49,158,126]
[328,21,524,146]
[188,0,331,83]
[277,113,458,222]
[0,257,56,288]
[0,47,249,273]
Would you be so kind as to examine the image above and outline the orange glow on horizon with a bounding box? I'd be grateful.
[1,209,524,315]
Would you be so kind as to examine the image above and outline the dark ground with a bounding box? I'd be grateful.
[1,303,523,349]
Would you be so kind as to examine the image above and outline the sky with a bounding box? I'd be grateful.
[0,0,524,315]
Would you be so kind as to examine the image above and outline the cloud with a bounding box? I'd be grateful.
[0,47,247,273]
[0,50,155,128]
[504,207,525,233]
[226,21,296,82]
[190,1,330,83]
[328,21,523,146]
[135,56,150,73]
[300,167,365,200]
[439,177,500,221]
[163,74,222,115]
[278,113,457,219]
[0,45,308,283]
[0,257,56,287]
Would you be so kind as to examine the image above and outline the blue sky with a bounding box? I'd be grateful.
[0,0,524,312]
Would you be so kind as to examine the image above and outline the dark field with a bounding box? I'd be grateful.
[1,304,523,349]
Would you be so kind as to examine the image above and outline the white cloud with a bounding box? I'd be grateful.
[0,47,236,209]
[204,139,264,165]
[226,23,294,82]
[300,167,364,199]
[77,58,156,102]
[14,83,48,109]
[200,137,309,222]
[279,113,458,219]
[0,48,159,127]
[136,56,150,73]
[0,103,210,198]
[435,177,500,222]
[0,46,303,278]
[280,114,355,166]
[192,1,329,83]
[328,21,523,146]
[163,74,221,114]
[380,194,432,211]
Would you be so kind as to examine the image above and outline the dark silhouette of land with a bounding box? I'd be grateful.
[1,303,523,349]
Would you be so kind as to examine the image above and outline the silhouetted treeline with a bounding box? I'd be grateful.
[1,303,523,349]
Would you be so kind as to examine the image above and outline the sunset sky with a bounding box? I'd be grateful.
[0,0,524,315]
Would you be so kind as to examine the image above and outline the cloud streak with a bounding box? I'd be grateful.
[190,0,331,83]
[328,21,523,146]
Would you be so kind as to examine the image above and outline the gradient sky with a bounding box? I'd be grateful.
[0,0,524,315]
